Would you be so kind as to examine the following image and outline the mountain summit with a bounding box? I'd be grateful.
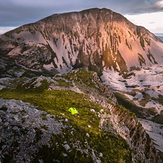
[0,8,163,77]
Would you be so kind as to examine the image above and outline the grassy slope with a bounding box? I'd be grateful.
[0,69,132,162]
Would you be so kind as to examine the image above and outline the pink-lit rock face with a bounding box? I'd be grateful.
[0,8,163,77]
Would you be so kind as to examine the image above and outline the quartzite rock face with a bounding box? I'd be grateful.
[0,8,163,77]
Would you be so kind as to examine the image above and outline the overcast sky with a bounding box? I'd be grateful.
[0,0,163,34]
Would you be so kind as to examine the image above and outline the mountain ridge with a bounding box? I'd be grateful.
[0,8,163,78]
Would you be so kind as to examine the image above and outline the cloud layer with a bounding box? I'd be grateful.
[0,0,163,34]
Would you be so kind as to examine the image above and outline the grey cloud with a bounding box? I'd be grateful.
[123,0,163,14]
[0,0,96,27]
[0,0,163,27]
[150,0,163,10]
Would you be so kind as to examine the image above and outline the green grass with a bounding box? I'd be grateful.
[0,85,132,162]
[61,69,105,96]
[0,88,102,135]
[64,69,97,88]
[55,79,73,87]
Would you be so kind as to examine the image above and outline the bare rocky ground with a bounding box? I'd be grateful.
[0,99,67,163]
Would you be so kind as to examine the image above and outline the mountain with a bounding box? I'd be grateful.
[0,8,163,162]
[0,8,163,78]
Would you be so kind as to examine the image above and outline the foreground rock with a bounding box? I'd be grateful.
[0,99,66,162]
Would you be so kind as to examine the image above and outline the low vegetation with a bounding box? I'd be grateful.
[114,92,157,118]
[0,69,132,162]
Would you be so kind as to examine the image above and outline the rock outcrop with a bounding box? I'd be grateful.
[0,99,66,162]
[111,106,161,162]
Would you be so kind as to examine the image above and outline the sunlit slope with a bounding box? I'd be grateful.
[0,8,163,77]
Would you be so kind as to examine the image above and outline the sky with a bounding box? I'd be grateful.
[0,0,163,35]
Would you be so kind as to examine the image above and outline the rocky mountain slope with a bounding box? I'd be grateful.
[0,69,162,162]
[0,7,163,162]
[0,8,163,78]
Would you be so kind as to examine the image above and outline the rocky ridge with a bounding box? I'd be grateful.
[0,69,162,162]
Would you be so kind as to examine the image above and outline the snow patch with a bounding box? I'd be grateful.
[138,118,163,152]
[101,65,163,114]
[43,62,54,71]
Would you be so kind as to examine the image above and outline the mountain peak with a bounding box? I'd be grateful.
[0,8,163,78]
